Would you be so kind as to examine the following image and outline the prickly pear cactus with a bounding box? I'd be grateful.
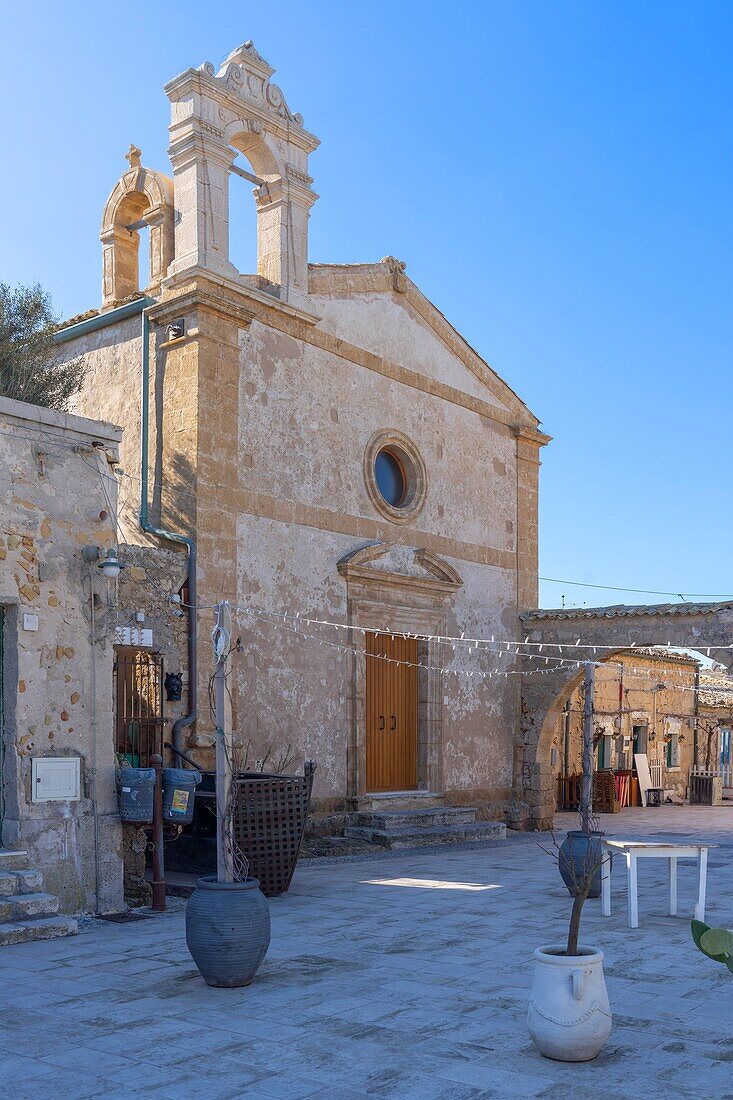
[691,920,733,973]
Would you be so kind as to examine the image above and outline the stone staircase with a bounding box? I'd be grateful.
[0,850,77,946]
[344,800,506,850]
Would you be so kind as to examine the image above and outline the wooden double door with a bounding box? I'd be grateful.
[365,631,418,792]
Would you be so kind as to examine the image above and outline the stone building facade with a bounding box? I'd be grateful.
[54,42,549,822]
[0,394,196,913]
[0,396,124,912]
[552,650,699,803]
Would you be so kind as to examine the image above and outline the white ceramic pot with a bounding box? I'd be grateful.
[527,945,612,1061]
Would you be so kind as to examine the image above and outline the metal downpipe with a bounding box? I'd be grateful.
[139,310,197,757]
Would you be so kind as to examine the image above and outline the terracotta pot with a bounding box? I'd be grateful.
[528,945,612,1061]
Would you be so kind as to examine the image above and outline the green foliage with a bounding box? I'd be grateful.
[0,283,85,410]
[692,919,733,969]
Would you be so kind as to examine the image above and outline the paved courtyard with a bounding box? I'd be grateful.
[2,805,733,1099]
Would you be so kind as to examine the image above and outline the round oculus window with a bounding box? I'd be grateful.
[374,448,406,508]
[364,431,427,523]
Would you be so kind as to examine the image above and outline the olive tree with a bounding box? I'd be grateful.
[0,283,85,410]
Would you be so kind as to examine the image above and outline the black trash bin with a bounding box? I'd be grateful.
[162,768,202,825]
[119,767,155,823]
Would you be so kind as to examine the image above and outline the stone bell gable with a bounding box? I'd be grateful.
[164,41,319,309]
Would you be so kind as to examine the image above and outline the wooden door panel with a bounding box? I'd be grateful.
[366,632,418,791]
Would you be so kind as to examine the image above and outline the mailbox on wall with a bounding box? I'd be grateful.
[31,757,81,802]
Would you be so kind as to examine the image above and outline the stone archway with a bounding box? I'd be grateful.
[512,601,733,829]
[100,147,174,306]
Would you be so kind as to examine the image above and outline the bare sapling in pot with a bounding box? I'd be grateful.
[528,661,613,1061]
[185,602,271,987]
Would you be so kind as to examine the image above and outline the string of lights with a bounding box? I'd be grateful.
[171,595,733,661]
[173,597,733,695]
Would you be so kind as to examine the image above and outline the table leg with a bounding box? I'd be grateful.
[601,848,611,917]
[628,852,639,928]
[668,856,678,916]
[695,848,708,922]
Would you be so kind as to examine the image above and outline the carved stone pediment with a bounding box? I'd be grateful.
[194,41,305,127]
[337,543,463,597]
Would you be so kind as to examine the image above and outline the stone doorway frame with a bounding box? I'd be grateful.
[337,544,462,808]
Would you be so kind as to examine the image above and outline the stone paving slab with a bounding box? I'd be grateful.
[1,805,733,1098]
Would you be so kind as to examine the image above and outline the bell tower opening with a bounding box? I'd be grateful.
[99,145,174,308]
[165,42,319,310]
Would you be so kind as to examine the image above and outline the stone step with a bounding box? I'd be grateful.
[0,870,43,897]
[0,915,78,947]
[344,821,507,849]
[0,893,60,922]
[352,806,478,831]
[0,850,29,872]
[357,792,446,812]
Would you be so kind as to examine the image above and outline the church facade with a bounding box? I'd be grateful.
[55,42,549,821]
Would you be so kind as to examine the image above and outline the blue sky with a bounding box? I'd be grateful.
[2,2,731,609]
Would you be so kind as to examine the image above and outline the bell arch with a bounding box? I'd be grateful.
[100,145,174,307]
[165,41,319,309]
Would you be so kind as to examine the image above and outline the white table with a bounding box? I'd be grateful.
[600,840,716,928]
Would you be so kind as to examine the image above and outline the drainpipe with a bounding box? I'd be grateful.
[54,300,198,758]
[138,309,197,758]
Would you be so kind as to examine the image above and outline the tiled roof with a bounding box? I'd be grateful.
[521,601,733,622]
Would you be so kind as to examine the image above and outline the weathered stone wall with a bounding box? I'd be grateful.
[551,653,698,801]
[517,604,733,826]
[116,542,190,737]
[0,396,124,912]
[55,261,544,821]
[180,271,536,816]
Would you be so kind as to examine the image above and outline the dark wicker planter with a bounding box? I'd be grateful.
[233,761,315,897]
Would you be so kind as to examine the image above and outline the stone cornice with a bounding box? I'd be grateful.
[513,426,552,447]
[160,269,322,326]
[148,287,256,330]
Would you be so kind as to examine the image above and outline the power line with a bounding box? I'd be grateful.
[540,576,733,600]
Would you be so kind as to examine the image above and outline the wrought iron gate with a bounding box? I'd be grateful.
[114,647,164,767]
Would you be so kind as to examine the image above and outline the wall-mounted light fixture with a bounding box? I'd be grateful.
[98,548,124,579]
[82,545,125,580]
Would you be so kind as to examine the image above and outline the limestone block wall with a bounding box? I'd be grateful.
[0,397,124,913]
[57,315,145,545]
[551,653,698,803]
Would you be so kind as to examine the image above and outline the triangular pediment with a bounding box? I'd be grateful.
[337,542,463,595]
[309,260,542,429]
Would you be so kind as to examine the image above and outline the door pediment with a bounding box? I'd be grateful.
[337,542,463,597]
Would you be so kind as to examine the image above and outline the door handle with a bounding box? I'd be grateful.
[379,715,385,731]
[390,715,396,731]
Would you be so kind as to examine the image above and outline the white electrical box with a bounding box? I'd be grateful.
[114,626,154,647]
[32,757,81,802]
